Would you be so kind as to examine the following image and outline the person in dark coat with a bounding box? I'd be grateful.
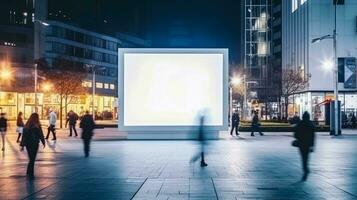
[80,111,95,157]
[251,111,264,136]
[0,113,7,151]
[230,111,240,136]
[294,111,315,181]
[16,112,25,143]
[20,113,46,179]
[68,110,79,137]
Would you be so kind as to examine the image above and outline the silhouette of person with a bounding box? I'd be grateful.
[80,111,95,157]
[251,111,264,136]
[46,109,57,140]
[0,113,7,151]
[20,113,46,179]
[230,110,240,136]
[68,110,79,137]
[294,111,315,181]
[16,112,25,143]
[190,114,208,167]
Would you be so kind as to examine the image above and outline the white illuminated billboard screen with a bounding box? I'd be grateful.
[119,48,228,130]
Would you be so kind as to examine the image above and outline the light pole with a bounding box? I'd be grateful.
[311,1,339,136]
[85,64,105,120]
[33,19,49,113]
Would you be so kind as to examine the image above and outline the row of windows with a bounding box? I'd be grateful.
[50,58,117,78]
[48,26,118,51]
[50,42,117,64]
[82,81,115,90]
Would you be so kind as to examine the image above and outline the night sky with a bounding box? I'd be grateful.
[48,0,243,63]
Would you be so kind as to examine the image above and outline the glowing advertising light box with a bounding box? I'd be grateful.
[118,48,228,133]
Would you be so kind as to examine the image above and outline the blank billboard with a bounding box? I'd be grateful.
[119,48,228,131]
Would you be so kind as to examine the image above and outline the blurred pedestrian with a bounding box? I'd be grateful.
[16,112,25,143]
[251,111,264,136]
[68,110,79,137]
[46,109,57,140]
[20,113,45,179]
[0,113,7,151]
[80,111,95,157]
[230,110,240,136]
[351,114,356,128]
[294,111,315,181]
[190,114,208,167]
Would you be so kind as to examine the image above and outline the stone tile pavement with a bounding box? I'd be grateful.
[0,126,357,199]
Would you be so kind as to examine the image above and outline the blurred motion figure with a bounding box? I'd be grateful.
[80,111,95,157]
[190,114,208,167]
[294,111,315,181]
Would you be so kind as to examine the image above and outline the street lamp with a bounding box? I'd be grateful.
[0,62,14,91]
[311,1,339,136]
[33,19,49,113]
[85,64,105,120]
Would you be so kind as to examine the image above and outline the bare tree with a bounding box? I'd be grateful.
[38,58,87,128]
[281,68,309,118]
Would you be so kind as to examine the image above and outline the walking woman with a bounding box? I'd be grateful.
[294,111,315,181]
[20,113,46,179]
[0,113,7,151]
[16,112,24,143]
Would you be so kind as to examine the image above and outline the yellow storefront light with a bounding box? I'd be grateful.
[0,62,14,81]
[42,82,53,92]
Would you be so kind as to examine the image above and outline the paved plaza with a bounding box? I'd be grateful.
[0,126,357,200]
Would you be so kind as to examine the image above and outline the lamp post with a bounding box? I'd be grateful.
[85,64,105,120]
[311,1,339,136]
[33,19,49,113]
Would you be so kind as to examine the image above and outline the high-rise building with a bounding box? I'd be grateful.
[282,0,357,121]
[0,0,149,119]
[244,0,279,118]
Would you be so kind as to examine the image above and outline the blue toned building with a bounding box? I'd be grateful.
[282,0,357,121]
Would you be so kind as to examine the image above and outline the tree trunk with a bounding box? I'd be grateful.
[284,96,289,120]
[65,96,68,128]
[60,97,63,128]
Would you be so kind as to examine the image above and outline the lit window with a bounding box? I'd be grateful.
[104,83,109,89]
[23,12,27,16]
[110,84,115,90]
[292,0,298,12]
[82,81,92,87]
[96,82,103,88]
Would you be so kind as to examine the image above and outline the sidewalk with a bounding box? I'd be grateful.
[1,126,357,199]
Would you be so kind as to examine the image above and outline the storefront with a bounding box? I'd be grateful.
[0,91,117,120]
[289,92,357,122]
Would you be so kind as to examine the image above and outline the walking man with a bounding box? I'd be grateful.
[294,111,315,181]
[251,111,264,136]
[80,111,95,157]
[68,110,79,137]
[46,109,57,140]
[230,110,240,136]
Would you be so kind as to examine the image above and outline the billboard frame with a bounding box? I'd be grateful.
[118,48,229,136]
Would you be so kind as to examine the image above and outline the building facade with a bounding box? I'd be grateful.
[282,0,357,121]
[244,0,282,118]
[0,0,149,120]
